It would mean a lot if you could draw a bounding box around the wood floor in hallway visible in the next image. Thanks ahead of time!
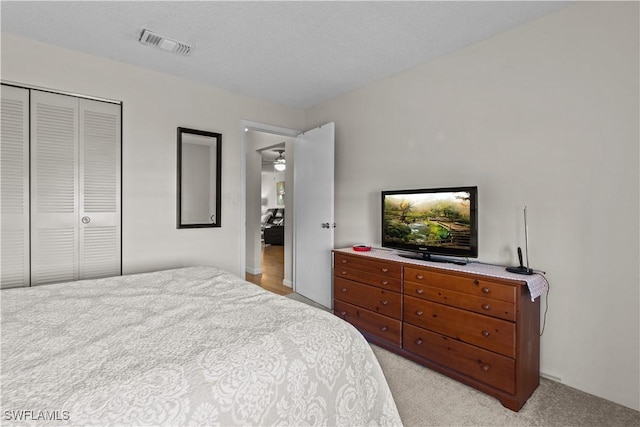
[245,244,292,296]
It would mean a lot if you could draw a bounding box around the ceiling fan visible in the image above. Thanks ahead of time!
[273,149,286,171]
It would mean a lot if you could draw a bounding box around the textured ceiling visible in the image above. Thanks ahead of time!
[1,1,570,108]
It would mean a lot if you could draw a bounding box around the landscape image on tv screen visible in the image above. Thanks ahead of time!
[384,191,472,250]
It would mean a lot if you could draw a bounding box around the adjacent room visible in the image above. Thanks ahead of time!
[1,1,638,426]
[245,139,291,296]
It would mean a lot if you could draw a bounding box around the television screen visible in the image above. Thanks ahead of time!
[382,186,478,261]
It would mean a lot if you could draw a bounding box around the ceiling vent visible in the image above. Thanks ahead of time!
[139,29,194,56]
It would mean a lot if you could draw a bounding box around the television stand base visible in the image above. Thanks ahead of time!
[398,252,467,265]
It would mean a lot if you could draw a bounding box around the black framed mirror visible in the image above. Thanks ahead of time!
[177,127,222,228]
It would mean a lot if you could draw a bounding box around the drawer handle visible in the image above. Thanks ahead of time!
[381,280,389,285]
[381,267,389,273]
[482,330,490,337]
[416,288,424,295]
[340,311,347,317]
[381,300,389,305]
[341,288,348,293]
[415,338,423,345]
[482,287,490,294]
[341,270,348,275]
[481,363,491,372]
[416,274,424,280]
[416,311,423,316]
[482,303,491,310]
[380,326,388,332]
[341,259,347,263]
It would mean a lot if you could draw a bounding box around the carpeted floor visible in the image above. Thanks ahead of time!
[285,292,639,426]
[371,344,639,427]
[285,291,331,311]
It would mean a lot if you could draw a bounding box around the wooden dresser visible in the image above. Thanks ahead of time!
[333,248,541,411]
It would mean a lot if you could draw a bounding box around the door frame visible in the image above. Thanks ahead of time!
[240,120,300,286]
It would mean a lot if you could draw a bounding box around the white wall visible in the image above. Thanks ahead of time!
[1,33,305,278]
[306,2,639,410]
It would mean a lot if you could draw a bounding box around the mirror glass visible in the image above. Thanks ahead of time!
[177,127,221,228]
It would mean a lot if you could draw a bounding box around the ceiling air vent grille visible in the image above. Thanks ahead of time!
[139,29,194,56]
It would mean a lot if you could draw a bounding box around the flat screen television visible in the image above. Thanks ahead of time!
[382,186,478,262]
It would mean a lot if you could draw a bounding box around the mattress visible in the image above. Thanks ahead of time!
[1,267,402,426]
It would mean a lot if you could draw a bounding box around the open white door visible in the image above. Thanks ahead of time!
[293,123,334,308]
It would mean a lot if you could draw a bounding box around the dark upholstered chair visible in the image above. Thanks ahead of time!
[262,208,284,245]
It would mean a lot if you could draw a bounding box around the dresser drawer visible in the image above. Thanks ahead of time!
[334,277,402,319]
[334,300,402,347]
[335,254,401,287]
[404,281,516,322]
[404,323,515,394]
[404,296,515,358]
[335,253,401,277]
[334,266,402,292]
[404,267,516,304]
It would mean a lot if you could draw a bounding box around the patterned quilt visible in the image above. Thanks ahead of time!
[1,267,402,426]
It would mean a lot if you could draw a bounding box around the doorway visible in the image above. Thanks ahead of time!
[245,144,290,295]
[241,120,335,308]
[243,123,296,293]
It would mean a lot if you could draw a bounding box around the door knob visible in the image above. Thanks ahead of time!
[81,216,91,224]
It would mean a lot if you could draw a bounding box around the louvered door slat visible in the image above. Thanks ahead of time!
[32,228,76,285]
[82,109,118,212]
[31,90,79,285]
[1,231,27,286]
[1,85,30,288]
[82,226,119,279]
[79,99,121,279]
[33,99,77,213]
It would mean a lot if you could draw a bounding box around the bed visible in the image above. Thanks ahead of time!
[1,267,402,426]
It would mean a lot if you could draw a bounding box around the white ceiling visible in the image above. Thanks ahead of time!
[1,1,570,109]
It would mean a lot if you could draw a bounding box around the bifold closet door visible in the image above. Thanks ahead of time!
[31,91,80,285]
[78,97,121,280]
[30,90,121,285]
[0,86,30,288]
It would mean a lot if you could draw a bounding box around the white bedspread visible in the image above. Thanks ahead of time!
[1,267,402,426]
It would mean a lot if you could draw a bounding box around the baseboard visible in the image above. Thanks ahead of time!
[540,372,562,383]
[245,267,262,275]
[282,279,292,287]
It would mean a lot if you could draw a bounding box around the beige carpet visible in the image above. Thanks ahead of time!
[371,344,639,427]
[285,292,331,311]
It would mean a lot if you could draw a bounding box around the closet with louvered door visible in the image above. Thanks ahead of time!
[0,85,121,288]
[31,89,122,285]
[0,86,30,288]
